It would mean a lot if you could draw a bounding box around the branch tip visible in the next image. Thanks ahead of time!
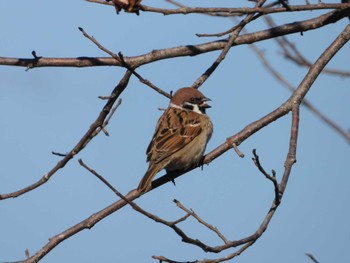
[101,127,110,136]
[31,50,41,59]
[51,151,67,157]
[232,142,245,158]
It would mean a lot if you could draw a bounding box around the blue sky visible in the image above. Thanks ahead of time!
[1,0,349,262]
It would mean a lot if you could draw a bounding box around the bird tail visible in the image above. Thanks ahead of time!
[138,166,159,193]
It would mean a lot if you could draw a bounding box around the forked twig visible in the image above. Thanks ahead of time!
[252,149,281,205]
[79,27,171,98]
[97,99,122,136]
[174,199,229,244]
[79,159,218,249]
[192,0,267,89]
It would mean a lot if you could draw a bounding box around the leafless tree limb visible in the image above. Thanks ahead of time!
[79,159,218,252]
[174,199,229,244]
[153,240,255,263]
[86,0,350,16]
[252,149,281,204]
[99,98,122,136]
[79,158,254,262]
[1,8,349,69]
[192,0,267,88]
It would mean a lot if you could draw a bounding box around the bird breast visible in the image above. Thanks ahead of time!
[165,115,213,172]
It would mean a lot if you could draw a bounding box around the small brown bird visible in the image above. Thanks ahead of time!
[138,87,213,193]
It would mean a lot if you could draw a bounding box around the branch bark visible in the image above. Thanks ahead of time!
[0,9,348,69]
[86,0,350,16]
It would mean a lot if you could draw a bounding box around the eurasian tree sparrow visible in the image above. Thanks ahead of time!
[138,87,213,193]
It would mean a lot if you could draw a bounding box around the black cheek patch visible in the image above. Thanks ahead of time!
[182,103,194,111]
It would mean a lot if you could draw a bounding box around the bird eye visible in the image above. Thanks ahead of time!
[190,97,195,102]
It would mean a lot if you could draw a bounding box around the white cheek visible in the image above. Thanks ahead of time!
[191,104,202,114]
[170,103,182,109]
[170,102,203,114]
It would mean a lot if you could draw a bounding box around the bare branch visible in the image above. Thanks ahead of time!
[192,0,267,89]
[51,151,67,157]
[232,142,245,158]
[79,27,122,63]
[79,159,216,250]
[252,149,280,205]
[1,9,349,69]
[87,0,350,16]
[153,240,255,263]
[118,53,171,98]
[100,98,122,136]
[80,27,171,98]
[174,199,229,244]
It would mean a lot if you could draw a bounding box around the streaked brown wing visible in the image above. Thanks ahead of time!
[146,108,202,164]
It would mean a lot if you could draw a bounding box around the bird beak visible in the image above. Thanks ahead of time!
[201,97,211,108]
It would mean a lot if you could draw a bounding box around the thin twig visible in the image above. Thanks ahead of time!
[118,53,171,98]
[252,149,280,205]
[153,240,255,263]
[192,0,267,89]
[174,199,229,244]
[79,159,179,223]
[51,151,67,157]
[97,98,122,136]
[232,142,245,158]
[79,160,219,250]
[152,255,196,263]
[305,253,320,263]
[164,0,242,17]
[79,27,171,98]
